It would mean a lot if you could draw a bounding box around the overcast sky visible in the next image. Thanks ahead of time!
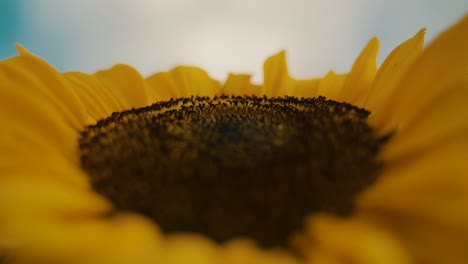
[1,0,466,81]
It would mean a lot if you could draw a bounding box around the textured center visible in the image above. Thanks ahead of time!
[79,95,385,248]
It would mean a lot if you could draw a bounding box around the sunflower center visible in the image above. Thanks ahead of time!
[79,95,385,248]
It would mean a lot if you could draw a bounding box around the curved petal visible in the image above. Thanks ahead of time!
[220,73,261,96]
[363,214,468,264]
[295,214,410,264]
[374,15,468,133]
[14,44,31,56]
[160,234,219,264]
[0,177,111,218]
[262,51,320,98]
[0,84,80,164]
[0,147,89,188]
[359,135,468,228]
[156,234,298,264]
[145,71,178,101]
[0,177,111,248]
[338,37,379,106]
[358,135,468,264]
[93,64,150,109]
[262,51,292,97]
[146,66,221,101]
[364,29,425,115]
[10,214,161,264]
[1,46,87,130]
[316,70,347,100]
[65,71,121,122]
[289,78,320,98]
[379,78,468,162]
[221,239,298,264]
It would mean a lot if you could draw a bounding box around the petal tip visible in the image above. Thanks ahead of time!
[369,36,380,50]
[414,28,426,41]
[14,44,33,56]
[264,50,287,65]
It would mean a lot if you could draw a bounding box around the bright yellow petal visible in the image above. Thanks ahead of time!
[11,214,161,264]
[0,177,110,218]
[221,239,298,264]
[359,135,468,227]
[289,78,320,98]
[364,29,425,114]
[14,43,31,56]
[146,66,221,101]
[0,84,80,164]
[160,235,298,264]
[65,71,121,122]
[1,47,87,130]
[338,37,379,106]
[296,214,410,264]
[379,78,468,162]
[160,234,219,264]
[93,64,150,109]
[220,73,261,96]
[145,71,178,101]
[261,51,320,98]
[262,51,292,97]
[0,147,88,188]
[0,174,111,252]
[359,214,468,264]
[358,136,468,264]
[373,15,468,133]
[316,70,347,100]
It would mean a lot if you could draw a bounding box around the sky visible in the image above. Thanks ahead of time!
[1,0,467,82]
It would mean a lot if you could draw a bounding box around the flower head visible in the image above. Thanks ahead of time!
[1,15,467,264]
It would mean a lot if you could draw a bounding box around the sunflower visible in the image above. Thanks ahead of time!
[1,15,467,264]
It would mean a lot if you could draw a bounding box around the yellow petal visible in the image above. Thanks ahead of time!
[289,78,320,98]
[261,51,325,98]
[1,48,87,130]
[359,135,468,228]
[316,70,347,100]
[0,178,110,246]
[221,239,298,264]
[374,15,468,133]
[14,43,31,56]
[0,147,88,188]
[220,73,261,96]
[338,37,379,106]
[379,78,468,162]
[359,214,468,264]
[304,249,343,264]
[10,213,161,264]
[364,29,425,115]
[298,214,410,264]
[0,177,110,217]
[161,234,219,264]
[93,64,150,109]
[145,71,178,101]
[357,135,468,263]
[0,84,80,164]
[146,66,221,101]
[262,51,293,97]
[65,71,121,122]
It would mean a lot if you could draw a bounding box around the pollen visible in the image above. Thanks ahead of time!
[79,95,386,248]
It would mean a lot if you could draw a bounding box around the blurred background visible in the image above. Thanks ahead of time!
[1,0,466,82]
